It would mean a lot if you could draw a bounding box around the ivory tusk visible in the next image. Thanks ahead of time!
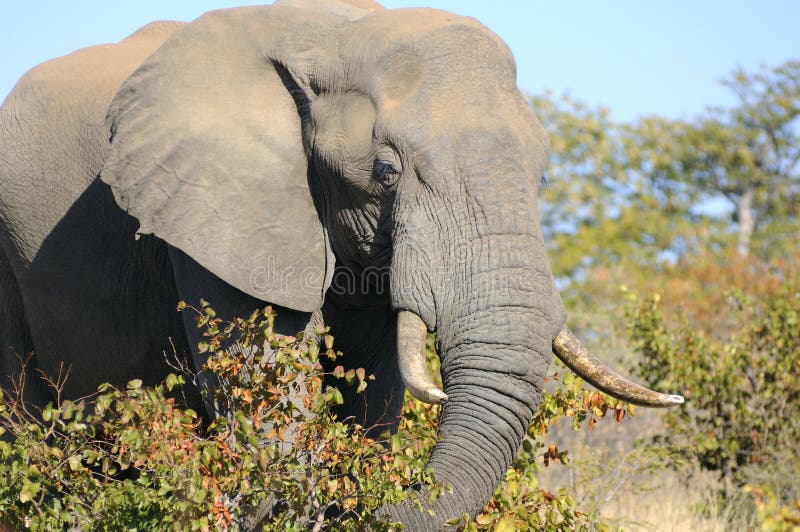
[553,327,684,407]
[396,310,447,404]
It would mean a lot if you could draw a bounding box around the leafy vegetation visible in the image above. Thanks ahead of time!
[623,251,800,519]
[1,304,425,530]
[0,303,627,530]
[630,61,800,260]
[536,60,799,281]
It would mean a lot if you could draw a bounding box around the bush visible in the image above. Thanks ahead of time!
[626,276,800,511]
[0,303,628,530]
[748,486,800,531]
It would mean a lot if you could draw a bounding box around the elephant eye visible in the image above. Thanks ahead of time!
[372,159,400,188]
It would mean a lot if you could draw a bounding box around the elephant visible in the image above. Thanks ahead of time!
[0,0,683,528]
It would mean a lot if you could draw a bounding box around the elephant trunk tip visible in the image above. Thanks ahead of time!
[396,310,447,404]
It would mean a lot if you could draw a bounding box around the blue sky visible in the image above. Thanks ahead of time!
[1,1,798,122]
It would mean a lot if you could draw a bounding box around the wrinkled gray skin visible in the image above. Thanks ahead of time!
[0,1,564,528]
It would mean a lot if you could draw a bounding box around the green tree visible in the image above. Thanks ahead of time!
[532,93,715,284]
[532,61,800,528]
[534,60,800,283]
[629,60,800,260]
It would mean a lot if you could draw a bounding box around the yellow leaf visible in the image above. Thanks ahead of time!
[494,516,517,532]
[475,513,494,525]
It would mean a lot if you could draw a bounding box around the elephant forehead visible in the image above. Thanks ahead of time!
[311,93,376,162]
[338,9,518,102]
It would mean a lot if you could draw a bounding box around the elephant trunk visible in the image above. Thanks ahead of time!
[386,301,554,528]
[389,258,684,529]
[385,223,561,526]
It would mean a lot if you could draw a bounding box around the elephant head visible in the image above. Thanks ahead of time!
[100,0,682,527]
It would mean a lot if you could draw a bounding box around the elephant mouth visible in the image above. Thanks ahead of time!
[396,310,684,407]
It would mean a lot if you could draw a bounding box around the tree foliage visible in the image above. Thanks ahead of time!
[533,92,716,281]
[536,60,800,284]
[630,60,800,259]
[532,92,692,280]
[0,305,424,530]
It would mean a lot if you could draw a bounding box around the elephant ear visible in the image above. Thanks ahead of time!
[102,6,341,312]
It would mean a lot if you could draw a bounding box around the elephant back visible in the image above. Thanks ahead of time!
[0,21,184,264]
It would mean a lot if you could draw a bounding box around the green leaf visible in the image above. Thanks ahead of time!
[391,433,403,452]
[522,438,533,453]
[68,455,83,471]
[19,480,40,503]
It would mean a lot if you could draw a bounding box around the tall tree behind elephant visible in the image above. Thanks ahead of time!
[0,0,683,527]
